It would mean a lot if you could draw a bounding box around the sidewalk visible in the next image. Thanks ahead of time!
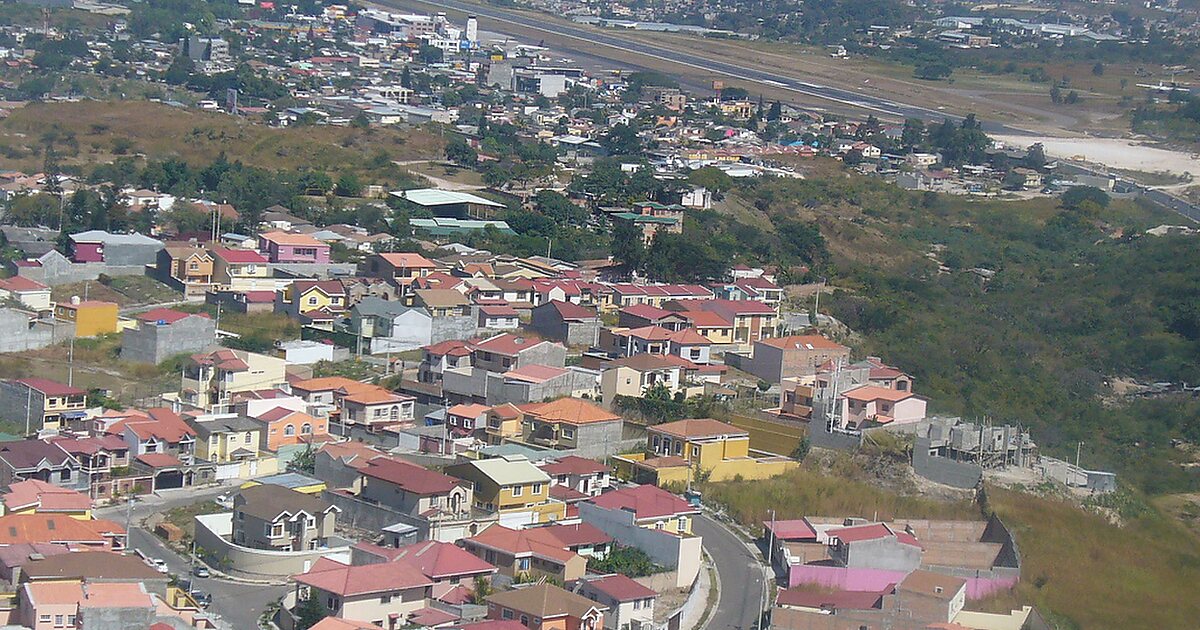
[676,552,716,630]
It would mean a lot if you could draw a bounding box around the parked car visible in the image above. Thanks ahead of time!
[192,566,210,578]
[150,559,168,574]
[190,591,212,608]
[214,493,233,508]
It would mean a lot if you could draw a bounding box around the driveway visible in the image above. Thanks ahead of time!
[693,514,767,630]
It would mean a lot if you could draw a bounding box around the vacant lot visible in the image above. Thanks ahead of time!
[0,101,444,176]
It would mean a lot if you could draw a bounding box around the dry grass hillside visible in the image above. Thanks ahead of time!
[0,101,444,175]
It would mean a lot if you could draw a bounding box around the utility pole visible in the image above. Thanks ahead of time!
[24,387,32,436]
[766,509,776,566]
[1076,441,1084,469]
[67,334,75,387]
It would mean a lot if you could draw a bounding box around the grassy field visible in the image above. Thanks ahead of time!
[983,487,1200,630]
[704,466,1200,629]
[0,101,444,178]
[51,276,181,307]
[700,466,979,534]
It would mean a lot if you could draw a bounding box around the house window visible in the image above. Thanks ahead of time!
[502,609,514,620]
[691,445,700,458]
[307,516,316,528]
[655,521,665,530]
[520,616,529,627]
[532,483,542,495]
[308,296,319,306]
[511,485,523,497]
[381,593,392,604]
[245,433,253,443]
[562,427,575,439]
[284,424,295,436]
[678,517,687,530]
[517,558,531,571]
[634,599,642,610]
[189,262,199,271]
[39,615,50,624]
[674,441,682,455]
[327,596,339,610]
[301,423,312,435]
[54,615,63,627]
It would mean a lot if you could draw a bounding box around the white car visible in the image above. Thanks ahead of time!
[150,559,169,574]
[214,493,233,508]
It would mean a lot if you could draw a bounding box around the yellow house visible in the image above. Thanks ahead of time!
[615,418,797,487]
[281,280,346,317]
[53,300,119,337]
[484,403,524,445]
[445,455,566,525]
[176,348,288,412]
[212,247,272,291]
[678,311,735,345]
[0,378,88,432]
[187,413,263,464]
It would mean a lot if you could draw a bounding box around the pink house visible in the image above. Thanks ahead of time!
[20,581,82,630]
[258,231,331,264]
[838,385,927,428]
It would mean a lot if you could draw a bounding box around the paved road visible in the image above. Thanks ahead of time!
[693,515,766,630]
[98,486,288,630]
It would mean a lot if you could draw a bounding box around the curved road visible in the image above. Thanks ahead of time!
[693,515,766,630]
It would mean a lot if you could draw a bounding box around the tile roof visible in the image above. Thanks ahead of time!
[0,439,74,470]
[296,557,433,597]
[22,580,83,606]
[841,385,918,403]
[583,574,657,602]
[677,311,731,328]
[896,570,966,599]
[135,453,183,468]
[80,581,154,609]
[829,523,921,548]
[538,522,612,548]
[520,398,621,425]
[311,618,386,630]
[236,484,337,522]
[317,441,383,468]
[8,378,85,397]
[212,246,269,264]
[135,308,207,324]
[361,456,463,496]
[758,335,847,351]
[472,333,552,356]
[619,304,675,321]
[466,525,580,564]
[357,540,496,580]
[764,519,817,541]
[651,418,746,440]
[619,325,674,341]
[604,354,681,372]
[291,376,374,394]
[546,300,597,320]
[415,288,471,308]
[501,364,569,384]
[424,340,473,357]
[0,514,124,545]
[539,456,608,476]
[486,583,606,619]
[776,587,885,610]
[588,485,698,520]
[2,479,92,513]
[20,549,162,580]
[115,408,196,443]
[378,252,438,268]
[448,403,491,419]
[0,275,48,291]
[260,231,325,247]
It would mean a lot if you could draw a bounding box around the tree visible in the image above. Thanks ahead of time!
[444,136,478,167]
[7,193,60,227]
[611,220,645,270]
[289,446,316,474]
[1003,170,1028,190]
[350,112,370,129]
[1050,85,1063,104]
[163,54,194,85]
[1024,143,1047,170]
[335,173,362,197]
[600,123,641,156]
[293,595,326,630]
[914,63,952,81]
[687,166,735,199]
[766,101,782,121]
[1061,186,1110,210]
[416,45,443,65]
[1065,90,1080,105]
[901,118,925,149]
[534,190,588,227]
[1092,63,1105,76]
